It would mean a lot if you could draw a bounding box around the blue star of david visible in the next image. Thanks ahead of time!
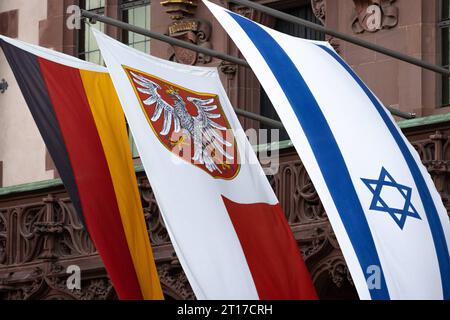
[361,167,421,230]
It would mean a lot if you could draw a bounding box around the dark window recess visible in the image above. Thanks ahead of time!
[440,0,450,106]
[260,5,325,142]
[274,6,325,40]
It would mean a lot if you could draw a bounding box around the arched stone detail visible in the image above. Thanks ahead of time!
[311,0,326,25]
[158,262,195,300]
[311,253,358,300]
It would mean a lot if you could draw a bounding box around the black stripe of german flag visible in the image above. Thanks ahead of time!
[1,39,85,226]
[0,38,163,300]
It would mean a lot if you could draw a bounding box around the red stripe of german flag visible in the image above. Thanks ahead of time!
[0,39,163,300]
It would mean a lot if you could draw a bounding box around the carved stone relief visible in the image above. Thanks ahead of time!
[311,0,326,25]
[161,0,212,65]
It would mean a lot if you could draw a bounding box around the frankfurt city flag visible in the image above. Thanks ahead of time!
[204,0,450,300]
[0,35,163,300]
[93,29,317,300]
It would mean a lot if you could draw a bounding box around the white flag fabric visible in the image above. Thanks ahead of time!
[204,0,450,300]
[92,29,317,300]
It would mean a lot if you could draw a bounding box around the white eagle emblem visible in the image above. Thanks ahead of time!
[129,71,236,175]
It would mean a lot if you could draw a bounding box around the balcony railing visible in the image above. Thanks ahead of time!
[1,114,450,300]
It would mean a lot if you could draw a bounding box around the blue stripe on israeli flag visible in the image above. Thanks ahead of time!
[204,0,450,299]
[316,44,450,298]
[227,11,390,300]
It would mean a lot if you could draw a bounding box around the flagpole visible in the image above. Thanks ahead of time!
[80,9,415,120]
[227,0,450,77]
[81,10,249,67]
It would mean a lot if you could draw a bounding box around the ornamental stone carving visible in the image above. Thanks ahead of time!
[161,0,198,20]
[311,0,326,25]
[161,0,212,65]
[351,0,398,34]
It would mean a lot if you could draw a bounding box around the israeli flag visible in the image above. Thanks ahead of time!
[204,0,450,300]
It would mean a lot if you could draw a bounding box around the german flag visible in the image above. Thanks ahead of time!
[0,35,163,300]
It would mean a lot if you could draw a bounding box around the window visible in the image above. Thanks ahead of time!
[78,0,105,65]
[260,5,325,141]
[120,1,151,158]
[122,0,151,54]
[78,0,151,158]
[440,0,450,106]
[78,0,151,63]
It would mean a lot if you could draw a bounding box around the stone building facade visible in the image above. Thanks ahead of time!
[0,0,449,299]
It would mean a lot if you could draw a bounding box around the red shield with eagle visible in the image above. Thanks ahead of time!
[124,66,240,180]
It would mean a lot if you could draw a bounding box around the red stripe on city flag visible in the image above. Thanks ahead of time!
[222,196,317,300]
[37,58,143,300]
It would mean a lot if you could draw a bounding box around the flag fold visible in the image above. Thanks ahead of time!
[93,29,317,300]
